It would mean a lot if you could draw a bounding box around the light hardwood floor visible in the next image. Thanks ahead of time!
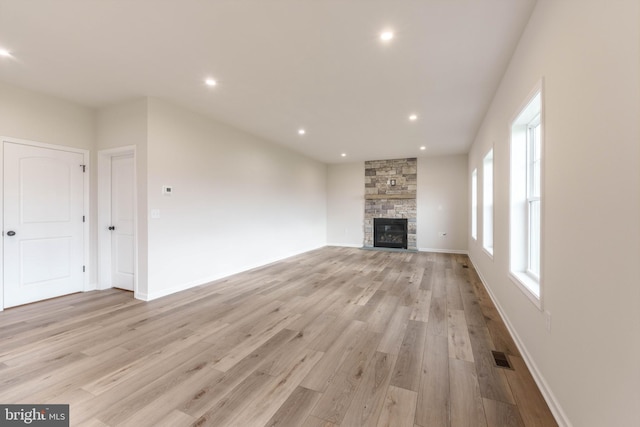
[0,247,557,426]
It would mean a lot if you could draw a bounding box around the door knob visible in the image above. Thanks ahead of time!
[108,226,115,231]
[6,231,15,236]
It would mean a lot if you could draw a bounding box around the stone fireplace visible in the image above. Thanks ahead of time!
[364,158,417,250]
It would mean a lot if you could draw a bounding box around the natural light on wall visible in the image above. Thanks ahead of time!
[483,149,494,255]
[510,82,543,307]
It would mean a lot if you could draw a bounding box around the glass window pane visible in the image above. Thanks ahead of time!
[531,123,541,198]
[483,150,494,252]
[528,199,540,277]
[533,123,541,160]
[532,158,540,198]
[472,169,478,239]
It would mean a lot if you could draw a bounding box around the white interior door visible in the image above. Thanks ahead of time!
[110,154,134,291]
[3,142,85,308]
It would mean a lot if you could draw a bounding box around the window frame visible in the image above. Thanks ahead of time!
[509,79,544,310]
[482,148,494,257]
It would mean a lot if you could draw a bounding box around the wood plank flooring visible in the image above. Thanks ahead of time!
[0,247,557,426]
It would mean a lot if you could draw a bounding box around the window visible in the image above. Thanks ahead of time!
[510,83,543,307]
[482,149,494,255]
[471,168,477,240]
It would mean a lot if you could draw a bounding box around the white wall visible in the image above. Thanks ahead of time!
[95,99,148,149]
[417,155,468,252]
[326,156,468,253]
[0,81,94,150]
[326,162,364,246]
[468,1,640,426]
[95,99,149,296]
[145,98,327,299]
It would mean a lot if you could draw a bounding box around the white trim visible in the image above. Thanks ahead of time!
[482,247,494,259]
[0,136,88,154]
[0,136,90,311]
[418,247,468,255]
[538,79,546,313]
[509,78,545,125]
[97,146,138,294]
[82,152,90,293]
[509,272,542,310]
[134,291,150,301]
[468,254,570,427]
[143,276,219,301]
[326,243,362,248]
[509,78,545,311]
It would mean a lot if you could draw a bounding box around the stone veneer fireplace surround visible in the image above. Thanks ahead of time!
[364,158,417,250]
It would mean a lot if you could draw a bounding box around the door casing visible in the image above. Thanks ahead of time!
[97,146,138,295]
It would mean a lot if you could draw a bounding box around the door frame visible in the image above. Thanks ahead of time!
[97,146,137,295]
[0,136,90,311]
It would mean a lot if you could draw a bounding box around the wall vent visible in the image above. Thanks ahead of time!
[491,351,513,370]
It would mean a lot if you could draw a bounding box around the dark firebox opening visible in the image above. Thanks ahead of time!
[374,218,408,249]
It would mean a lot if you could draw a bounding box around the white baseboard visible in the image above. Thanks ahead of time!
[418,247,468,254]
[141,279,207,301]
[468,254,571,427]
[326,243,363,248]
[96,282,113,291]
[327,244,469,254]
[134,291,150,301]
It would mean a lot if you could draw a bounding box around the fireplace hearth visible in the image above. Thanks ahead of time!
[374,218,408,249]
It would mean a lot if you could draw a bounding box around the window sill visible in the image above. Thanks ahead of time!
[482,246,494,259]
[509,271,542,310]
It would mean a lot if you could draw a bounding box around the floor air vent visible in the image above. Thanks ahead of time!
[491,351,513,370]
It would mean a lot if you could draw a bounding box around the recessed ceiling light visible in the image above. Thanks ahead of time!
[409,114,418,121]
[0,48,12,57]
[205,78,217,87]
[380,31,394,42]
[420,146,427,150]
[341,153,347,157]
[298,129,306,135]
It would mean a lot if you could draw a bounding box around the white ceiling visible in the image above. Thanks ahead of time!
[0,0,536,164]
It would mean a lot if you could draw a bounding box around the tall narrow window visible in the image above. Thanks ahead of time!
[471,168,478,240]
[482,149,494,255]
[510,82,543,306]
